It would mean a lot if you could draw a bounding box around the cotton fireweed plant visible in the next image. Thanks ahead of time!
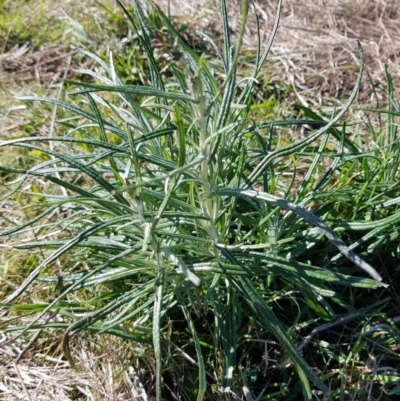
[0,0,388,400]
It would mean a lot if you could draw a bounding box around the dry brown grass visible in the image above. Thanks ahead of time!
[0,324,152,401]
[155,0,400,106]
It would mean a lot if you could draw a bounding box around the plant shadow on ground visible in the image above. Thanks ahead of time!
[1,1,400,401]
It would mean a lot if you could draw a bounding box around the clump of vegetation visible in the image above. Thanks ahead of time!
[1,0,400,400]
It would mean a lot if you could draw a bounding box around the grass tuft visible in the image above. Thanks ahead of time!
[1,1,400,400]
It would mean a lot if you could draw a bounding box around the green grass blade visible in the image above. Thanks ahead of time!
[246,42,364,186]
[4,216,133,304]
[153,256,164,401]
[216,188,383,282]
[68,81,196,102]
[181,303,207,401]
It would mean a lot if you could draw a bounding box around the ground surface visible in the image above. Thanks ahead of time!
[1,1,399,400]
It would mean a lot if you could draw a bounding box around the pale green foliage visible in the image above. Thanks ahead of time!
[1,1,399,400]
